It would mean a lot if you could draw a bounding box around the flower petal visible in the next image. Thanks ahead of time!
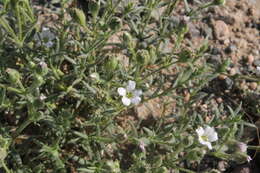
[122,97,131,106]
[127,80,136,91]
[196,127,204,136]
[205,126,218,142]
[131,96,141,105]
[117,87,126,96]
[45,41,53,48]
[133,89,142,96]
[247,156,252,162]
[205,141,212,150]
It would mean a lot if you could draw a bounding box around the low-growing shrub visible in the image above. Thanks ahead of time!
[0,0,257,172]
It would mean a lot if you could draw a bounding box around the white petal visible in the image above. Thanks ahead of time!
[205,142,212,150]
[208,131,218,142]
[45,41,53,48]
[133,89,142,96]
[196,127,204,136]
[122,97,131,106]
[117,87,126,96]
[131,96,141,105]
[127,80,136,91]
[42,27,49,31]
[205,126,218,142]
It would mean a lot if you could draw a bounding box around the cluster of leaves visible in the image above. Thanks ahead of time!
[0,0,256,172]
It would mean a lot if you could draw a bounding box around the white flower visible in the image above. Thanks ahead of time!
[39,94,47,101]
[196,126,218,150]
[247,156,252,162]
[117,80,142,106]
[34,27,55,48]
[257,66,260,71]
[139,141,146,152]
[39,61,47,68]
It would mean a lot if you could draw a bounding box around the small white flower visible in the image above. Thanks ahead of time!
[257,66,260,71]
[34,27,55,48]
[39,61,47,68]
[139,141,146,152]
[196,126,218,150]
[117,80,142,106]
[39,94,47,101]
[247,156,252,162]
[90,73,100,80]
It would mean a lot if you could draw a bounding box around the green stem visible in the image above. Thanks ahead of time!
[188,2,214,17]
[1,160,11,173]
[12,119,33,140]
[0,83,24,94]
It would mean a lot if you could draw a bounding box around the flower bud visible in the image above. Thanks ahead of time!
[122,32,132,45]
[28,61,36,68]
[37,61,48,76]
[73,8,86,27]
[148,45,157,64]
[6,68,21,84]
[109,17,122,30]
[31,74,44,88]
[105,57,119,72]
[213,0,225,5]
[90,72,100,81]
[122,32,135,49]
[0,148,7,160]
[88,0,100,18]
[183,136,194,147]
[136,49,150,66]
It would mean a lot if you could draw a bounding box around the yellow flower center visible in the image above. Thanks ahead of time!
[201,135,208,141]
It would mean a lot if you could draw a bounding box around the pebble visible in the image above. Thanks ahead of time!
[232,165,251,173]
[229,67,237,76]
[218,74,227,80]
[247,55,254,64]
[249,82,258,90]
[207,55,221,65]
[224,77,234,90]
[219,15,236,25]
[225,44,237,54]
[211,47,221,55]
[213,20,230,40]
[218,161,228,172]
[216,97,223,103]
[253,59,260,66]
[201,25,213,39]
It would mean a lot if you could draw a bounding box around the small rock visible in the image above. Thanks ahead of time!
[253,59,260,66]
[219,15,236,25]
[247,8,255,16]
[232,165,251,173]
[237,39,247,49]
[224,77,234,90]
[229,67,237,76]
[213,20,230,40]
[249,82,258,90]
[211,47,221,55]
[187,23,201,38]
[218,161,228,172]
[248,55,254,64]
[216,97,223,104]
[200,25,213,39]
[225,45,237,54]
[218,74,227,80]
[207,55,221,65]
